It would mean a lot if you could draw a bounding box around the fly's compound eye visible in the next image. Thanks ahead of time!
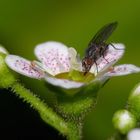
[86,59,92,65]
[82,58,93,72]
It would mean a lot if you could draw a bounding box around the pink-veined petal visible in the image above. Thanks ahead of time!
[45,76,84,89]
[5,55,45,79]
[90,43,125,75]
[104,64,140,77]
[34,41,72,76]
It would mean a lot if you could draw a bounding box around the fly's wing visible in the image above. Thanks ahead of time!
[88,22,118,46]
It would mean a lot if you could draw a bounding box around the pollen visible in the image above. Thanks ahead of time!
[55,70,95,83]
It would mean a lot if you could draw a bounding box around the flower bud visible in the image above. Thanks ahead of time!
[127,83,140,120]
[127,128,140,140]
[0,53,16,88]
[112,109,136,134]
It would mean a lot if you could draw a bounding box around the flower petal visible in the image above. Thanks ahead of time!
[5,55,45,79]
[104,64,140,77]
[0,45,9,54]
[34,41,72,76]
[45,76,84,89]
[68,47,82,71]
[90,43,125,75]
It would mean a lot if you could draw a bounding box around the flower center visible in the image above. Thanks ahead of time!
[55,70,95,83]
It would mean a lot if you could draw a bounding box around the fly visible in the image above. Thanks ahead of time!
[82,22,118,75]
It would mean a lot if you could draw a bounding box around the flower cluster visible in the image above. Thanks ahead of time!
[5,41,140,89]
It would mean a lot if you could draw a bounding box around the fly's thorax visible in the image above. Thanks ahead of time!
[86,44,97,57]
[93,43,109,58]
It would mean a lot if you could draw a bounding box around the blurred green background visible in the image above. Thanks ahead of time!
[0,0,140,139]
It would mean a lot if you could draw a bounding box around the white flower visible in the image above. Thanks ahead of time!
[5,41,140,89]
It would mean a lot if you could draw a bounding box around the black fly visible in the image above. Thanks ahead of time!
[82,22,118,75]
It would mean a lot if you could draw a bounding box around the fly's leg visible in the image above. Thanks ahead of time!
[100,45,109,63]
[109,43,124,50]
[84,71,87,75]
[102,54,109,63]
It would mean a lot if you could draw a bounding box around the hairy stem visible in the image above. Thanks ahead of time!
[10,82,82,140]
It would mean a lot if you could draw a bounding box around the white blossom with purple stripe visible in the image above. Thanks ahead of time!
[34,42,74,76]
[5,41,140,89]
[5,55,45,79]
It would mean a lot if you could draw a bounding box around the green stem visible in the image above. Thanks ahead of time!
[68,122,82,140]
[10,82,81,140]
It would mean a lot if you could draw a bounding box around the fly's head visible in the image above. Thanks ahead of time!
[82,57,94,75]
